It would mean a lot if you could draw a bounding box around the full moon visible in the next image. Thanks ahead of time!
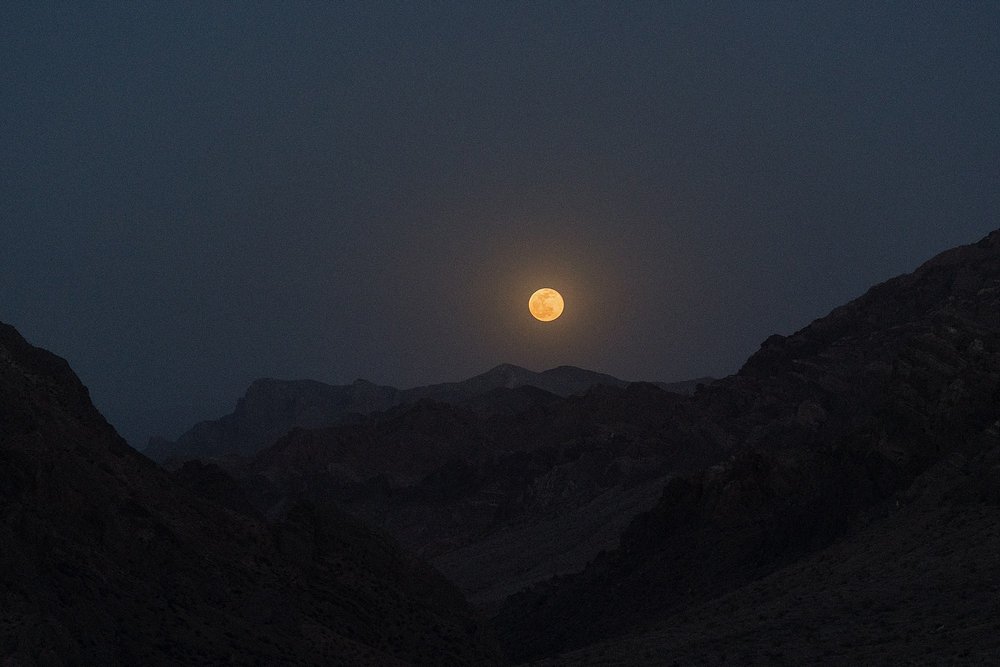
[529,288,565,322]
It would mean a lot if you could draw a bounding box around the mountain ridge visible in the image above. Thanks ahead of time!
[236,376,721,612]
[146,362,712,464]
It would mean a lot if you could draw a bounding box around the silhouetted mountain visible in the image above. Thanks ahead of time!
[148,363,708,464]
[496,229,1000,662]
[0,322,500,664]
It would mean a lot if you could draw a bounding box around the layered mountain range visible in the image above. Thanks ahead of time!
[5,229,1000,664]
[146,364,709,465]
[243,382,722,610]
[150,366,715,611]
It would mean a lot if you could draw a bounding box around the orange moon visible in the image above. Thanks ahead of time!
[529,288,564,322]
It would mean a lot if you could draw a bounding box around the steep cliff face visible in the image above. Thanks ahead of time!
[0,323,501,665]
[497,230,1000,661]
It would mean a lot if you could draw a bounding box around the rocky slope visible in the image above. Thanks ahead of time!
[538,443,1000,665]
[147,364,709,465]
[497,229,1000,661]
[0,322,501,665]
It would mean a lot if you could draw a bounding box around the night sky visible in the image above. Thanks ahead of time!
[3,2,998,448]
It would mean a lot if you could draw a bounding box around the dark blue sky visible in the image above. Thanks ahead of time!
[3,2,998,447]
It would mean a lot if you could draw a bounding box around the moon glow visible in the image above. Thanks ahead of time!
[529,288,565,322]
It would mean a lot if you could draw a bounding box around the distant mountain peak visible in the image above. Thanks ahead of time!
[486,362,531,373]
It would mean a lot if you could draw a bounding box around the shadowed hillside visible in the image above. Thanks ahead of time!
[497,229,1000,662]
[244,383,722,609]
[0,322,501,665]
[536,445,1000,664]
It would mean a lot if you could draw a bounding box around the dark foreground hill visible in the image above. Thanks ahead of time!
[497,229,1000,662]
[537,446,1000,664]
[0,322,501,665]
[147,363,709,464]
